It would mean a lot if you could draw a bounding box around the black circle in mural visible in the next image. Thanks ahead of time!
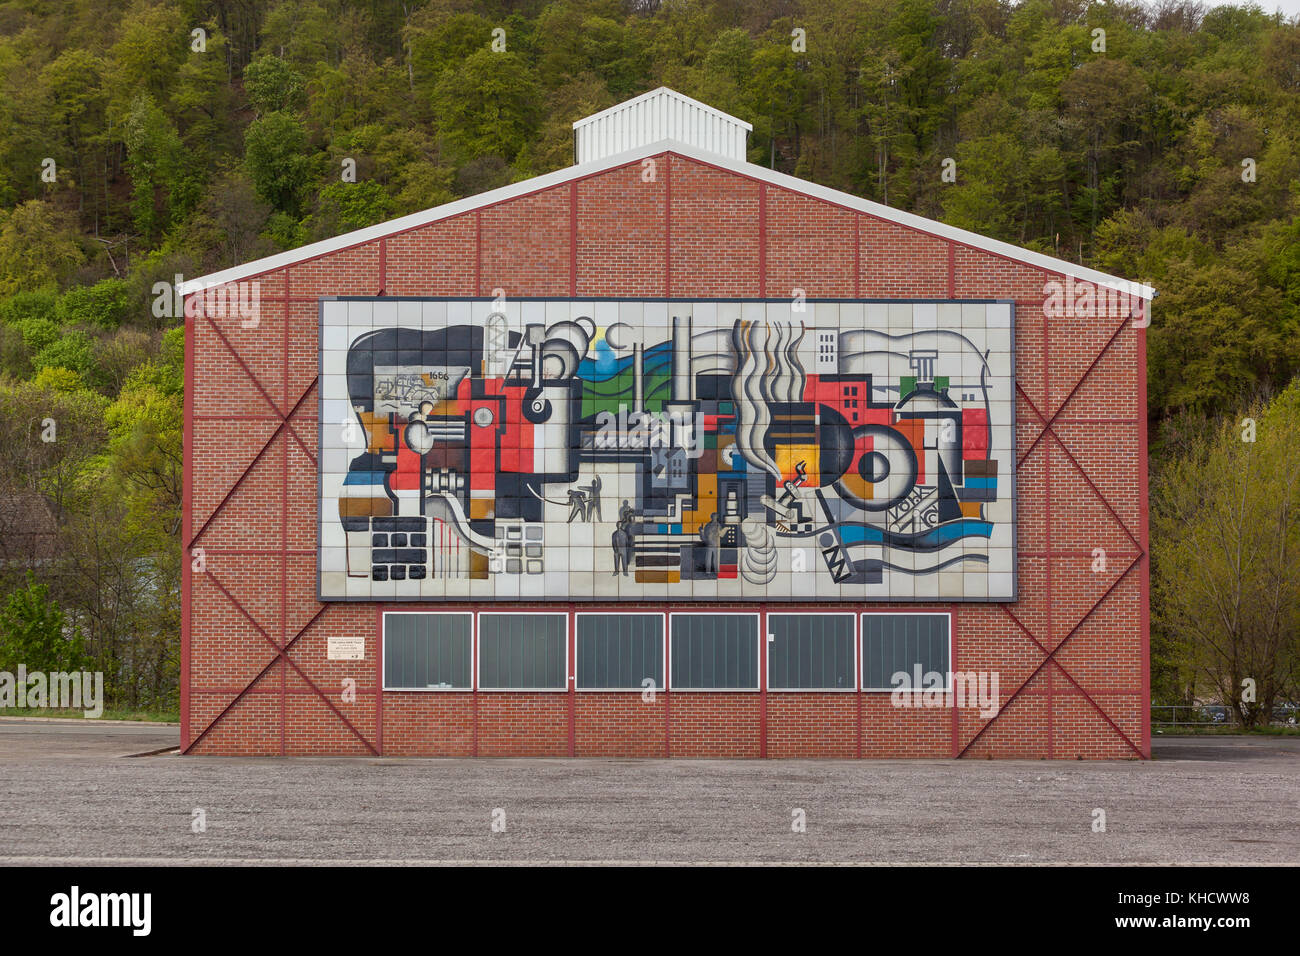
[522,388,553,423]
[835,424,917,512]
[859,450,891,483]
[815,405,855,486]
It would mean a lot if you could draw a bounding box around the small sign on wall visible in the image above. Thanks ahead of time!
[327,635,365,661]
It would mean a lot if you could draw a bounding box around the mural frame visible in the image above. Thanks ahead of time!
[316,296,1018,604]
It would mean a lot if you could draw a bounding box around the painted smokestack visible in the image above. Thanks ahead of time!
[632,341,644,412]
[672,314,694,401]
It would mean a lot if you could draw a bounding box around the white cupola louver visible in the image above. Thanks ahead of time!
[572,87,753,165]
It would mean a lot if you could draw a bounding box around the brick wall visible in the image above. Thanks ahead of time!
[183,152,1148,759]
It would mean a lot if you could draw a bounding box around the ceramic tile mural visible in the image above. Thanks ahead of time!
[318,298,1016,601]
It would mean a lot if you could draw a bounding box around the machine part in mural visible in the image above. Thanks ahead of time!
[318,298,1016,601]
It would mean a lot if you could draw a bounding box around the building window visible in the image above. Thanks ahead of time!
[670,613,758,689]
[768,613,855,690]
[383,612,472,690]
[576,613,664,691]
[478,612,567,690]
[861,613,951,691]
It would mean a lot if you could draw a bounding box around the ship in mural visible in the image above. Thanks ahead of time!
[319,299,1015,600]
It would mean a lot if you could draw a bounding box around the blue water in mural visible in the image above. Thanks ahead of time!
[831,519,993,551]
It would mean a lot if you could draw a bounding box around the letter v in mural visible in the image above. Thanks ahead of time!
[318,298,1016,601]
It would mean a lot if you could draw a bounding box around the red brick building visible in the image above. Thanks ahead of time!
[181,89,1152,758]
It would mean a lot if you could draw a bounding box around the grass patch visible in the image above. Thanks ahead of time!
[0,706,179,723]
[1152,724,1300,736]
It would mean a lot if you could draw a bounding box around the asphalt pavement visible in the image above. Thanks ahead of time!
[1,719,1295,864]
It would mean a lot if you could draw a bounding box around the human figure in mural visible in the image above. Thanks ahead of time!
[585,475,602,522]
[701,513,722,573]
[612,518,634,576]
[567,488,588,523]
[619,499,634,525]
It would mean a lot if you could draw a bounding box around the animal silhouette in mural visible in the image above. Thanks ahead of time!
[328,301,1009,597]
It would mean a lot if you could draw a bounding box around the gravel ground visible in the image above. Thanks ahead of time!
[0,719,1295,864]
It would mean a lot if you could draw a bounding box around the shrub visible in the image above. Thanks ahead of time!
[58,278,132,330]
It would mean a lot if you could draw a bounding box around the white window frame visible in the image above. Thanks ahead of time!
[667,610,761,692]
[860,611,953,693]
[475,610,569,692]
[766,611,858,692]
[574,610,666,693]
[381,610,474,692]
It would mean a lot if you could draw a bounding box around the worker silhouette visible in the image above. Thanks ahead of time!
[612,518,634,576]
[567,488,588,523]
[701,513,722,574]
[585,475,602,522]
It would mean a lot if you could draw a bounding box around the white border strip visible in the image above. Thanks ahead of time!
[667,610,762,691]
[574,610,666,692]
[860,611,954,693]
[475,610,569,692]
[766,611,858,692]
[381,610,474,692]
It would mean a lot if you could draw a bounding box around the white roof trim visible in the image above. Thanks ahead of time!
[180,138,1154,299]
[571,86,754,132]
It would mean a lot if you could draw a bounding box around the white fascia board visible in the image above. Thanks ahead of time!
[181,138,1153,300]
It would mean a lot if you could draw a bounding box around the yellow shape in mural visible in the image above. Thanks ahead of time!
[774,445,819,487]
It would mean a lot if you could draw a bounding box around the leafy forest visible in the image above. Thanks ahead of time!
[0,0,1297,719]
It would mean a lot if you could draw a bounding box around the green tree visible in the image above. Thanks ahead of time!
[107,0,187,109]
[39,49,111,228]
[0,289,59,327]
[244,55,305,115]
[243,112,315,217]
[0,572,86,675]
[1152,386,1300,727]
[405,9,496,104]
[171,22,234,175]
[431,49,543,166]
[32,331,96,380]
[105,379,182,536]
[15,316,61,356]
[57,278,131,331]
[1148,251,1293,415]
[260,0,341,70]
[123,93,185,243]
[0,202,84,296]
[305,181,396,240]
[0,377,108,522]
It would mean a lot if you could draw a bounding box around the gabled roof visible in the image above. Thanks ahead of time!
[573,86,751,164]
[180,137,1155,300]
[573,86,754,134]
